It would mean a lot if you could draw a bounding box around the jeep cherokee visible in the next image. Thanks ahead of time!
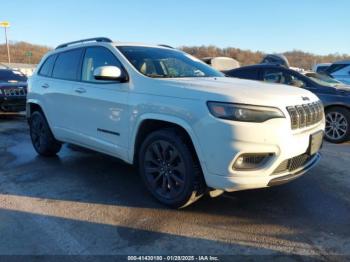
[27,38,325,208]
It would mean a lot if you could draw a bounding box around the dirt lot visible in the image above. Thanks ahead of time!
[0,113,349,260]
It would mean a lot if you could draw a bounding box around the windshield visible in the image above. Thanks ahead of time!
[117,46,223,78]
[0,69,27,83]
[305,72,341,87]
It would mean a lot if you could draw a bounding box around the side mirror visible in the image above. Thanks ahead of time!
[93,66,126,81]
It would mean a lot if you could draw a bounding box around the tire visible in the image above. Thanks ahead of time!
[138,128,205,208]
[324,107,350,143]
[29,111,62,156]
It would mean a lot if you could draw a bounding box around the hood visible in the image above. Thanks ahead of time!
[156,77,319,107]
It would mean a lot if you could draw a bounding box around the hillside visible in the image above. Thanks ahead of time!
[0,42,52,64]
[1,41,350,69]
[181,46,350,69]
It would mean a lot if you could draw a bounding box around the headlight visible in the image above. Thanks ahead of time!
[207,102,285,122]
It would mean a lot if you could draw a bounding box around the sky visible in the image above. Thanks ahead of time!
[1,0,349,55]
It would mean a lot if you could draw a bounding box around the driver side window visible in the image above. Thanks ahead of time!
[82,47,122,82]
[283,73,306,88]
[263,69,306,88]
[263,69,285,84]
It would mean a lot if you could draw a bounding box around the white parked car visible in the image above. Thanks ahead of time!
[27,38,325,208]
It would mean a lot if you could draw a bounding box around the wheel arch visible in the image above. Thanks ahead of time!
[26,100,45,120]
[129,114,206,172]
[324,103,350,112]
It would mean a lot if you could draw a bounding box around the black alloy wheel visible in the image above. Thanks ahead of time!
[139,129,205,208]
[30,111,62,156]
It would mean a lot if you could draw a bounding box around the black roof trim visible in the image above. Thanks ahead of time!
[158,44,174,49]
[56,37,113,49]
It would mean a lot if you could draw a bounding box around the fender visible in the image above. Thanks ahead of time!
[26,98,45,119]
[128,113,208,173]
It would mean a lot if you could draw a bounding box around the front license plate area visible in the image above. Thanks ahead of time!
[308,131,323,156]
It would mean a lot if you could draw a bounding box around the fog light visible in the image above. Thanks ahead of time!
[233,153,273,170]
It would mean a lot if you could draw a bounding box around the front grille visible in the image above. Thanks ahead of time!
[272,153,312,175]
[3,88,27,97]
[287,101,323,130]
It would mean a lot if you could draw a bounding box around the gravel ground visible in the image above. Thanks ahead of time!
[0,113,349,261]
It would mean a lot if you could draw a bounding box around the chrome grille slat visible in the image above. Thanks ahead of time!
[296,105,306,128]
[287,101,323,130]
[3,88,27,97]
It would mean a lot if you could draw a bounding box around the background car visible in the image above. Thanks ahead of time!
[312,63,331,74]
[0,68,28,112]
[304,72,345,86]
[324,60,350,85]
[225,64,350,143]
[201,57,240,71]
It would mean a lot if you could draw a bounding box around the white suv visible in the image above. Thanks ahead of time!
[27,38,325,208]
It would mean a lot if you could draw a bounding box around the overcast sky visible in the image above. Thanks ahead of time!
[1,0,349,55]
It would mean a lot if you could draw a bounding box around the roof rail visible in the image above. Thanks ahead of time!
[158,44,174,49]
[56,37,113,49]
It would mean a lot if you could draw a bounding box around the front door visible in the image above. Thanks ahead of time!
[69,46,130,160]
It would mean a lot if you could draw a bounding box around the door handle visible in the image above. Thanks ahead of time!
[42,83,49,89]
[75,87,86,94]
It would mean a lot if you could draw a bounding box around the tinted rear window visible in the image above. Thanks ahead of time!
[52,49,83,81]
[39,55,56,77]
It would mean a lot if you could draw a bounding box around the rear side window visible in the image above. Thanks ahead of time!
[81,47,122,82]
[39,55,56,77]
[227,68,260,80]
[52,49,83,81]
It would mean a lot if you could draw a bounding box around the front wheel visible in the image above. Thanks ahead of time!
[325,107,350,143]
[138,129,205,208]
[29,111,62,156]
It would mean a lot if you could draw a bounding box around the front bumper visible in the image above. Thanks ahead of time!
[195,114,325,192]
[205,153,321,192]
[0,97,26,112]
[267,153,320,187]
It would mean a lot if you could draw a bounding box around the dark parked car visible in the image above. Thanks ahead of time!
[225,64,350,143]
[0,69,28,112]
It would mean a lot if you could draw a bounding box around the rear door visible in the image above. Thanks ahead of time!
[45,48,84,140]
[68,46,130,159]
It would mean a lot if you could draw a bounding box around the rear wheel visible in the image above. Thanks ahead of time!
[29,111,62,156]
[325,107,350,143]
[138,128,205,208]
